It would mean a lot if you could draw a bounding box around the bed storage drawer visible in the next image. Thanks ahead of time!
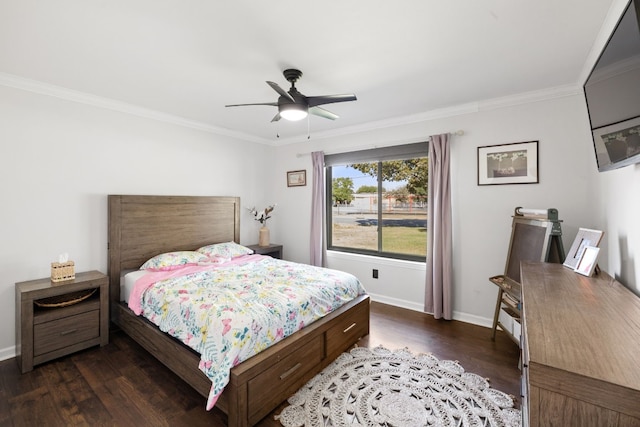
[33,309,100,356]
[247,334,324,424]
[326,297,370,356]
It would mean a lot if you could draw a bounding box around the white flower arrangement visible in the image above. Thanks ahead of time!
[248,204,276,225]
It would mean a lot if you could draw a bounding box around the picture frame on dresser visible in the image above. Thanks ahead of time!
[574,246,600,277]
[563,227,604,270]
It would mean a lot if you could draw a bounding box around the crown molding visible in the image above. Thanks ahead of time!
[2,71,583,147]
[477,84,582,111]
[0,72,270,144]
[277,84,583,146]
[274,102,480,145]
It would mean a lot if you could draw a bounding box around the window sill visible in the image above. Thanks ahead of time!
[327,250,426,270]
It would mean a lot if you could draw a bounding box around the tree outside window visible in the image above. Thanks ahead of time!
[327,155,428,261]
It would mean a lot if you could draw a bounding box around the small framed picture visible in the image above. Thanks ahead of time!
[574,246,600,277]
[563,228,604,270]
[287,170,306,187]
[478,141,539,185]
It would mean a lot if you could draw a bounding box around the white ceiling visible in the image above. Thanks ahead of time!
[0,1,619,144]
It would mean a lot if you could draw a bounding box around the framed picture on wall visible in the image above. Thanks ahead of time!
[477,141,539,185]
[287,170,306,187]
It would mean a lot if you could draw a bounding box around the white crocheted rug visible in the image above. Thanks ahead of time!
[275,346,521,427]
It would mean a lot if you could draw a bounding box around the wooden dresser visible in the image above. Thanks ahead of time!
[520,262,640,426]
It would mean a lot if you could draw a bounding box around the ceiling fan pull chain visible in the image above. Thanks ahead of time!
[307,115,311,140]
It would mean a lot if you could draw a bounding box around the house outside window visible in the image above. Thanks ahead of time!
[325,142,428,262]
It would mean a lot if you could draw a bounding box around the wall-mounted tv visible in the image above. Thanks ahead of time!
[583,0,640,172]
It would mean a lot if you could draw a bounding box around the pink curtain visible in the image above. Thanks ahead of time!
[310,151,326,267]
[425,133,452,319]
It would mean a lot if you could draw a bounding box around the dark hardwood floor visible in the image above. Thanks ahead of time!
[0,302,520,426]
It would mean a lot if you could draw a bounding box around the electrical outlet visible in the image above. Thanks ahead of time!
[372,269,378,279]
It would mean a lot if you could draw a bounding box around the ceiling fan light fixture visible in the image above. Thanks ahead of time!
[279,103,308,121]
[225,69,356,125]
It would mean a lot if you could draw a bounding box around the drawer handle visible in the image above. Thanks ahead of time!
[343,322,357,333]
[60,329,78,336]
[279,362,302,380]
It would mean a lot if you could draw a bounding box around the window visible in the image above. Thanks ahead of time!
[325,142,428,261]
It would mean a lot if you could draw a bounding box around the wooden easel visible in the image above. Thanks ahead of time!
[490,207,565,342]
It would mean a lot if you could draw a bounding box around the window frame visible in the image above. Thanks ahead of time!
[325,142,428,262]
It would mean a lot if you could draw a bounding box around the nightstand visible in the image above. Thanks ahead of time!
[247,243,283,259]
[15,270,109,373]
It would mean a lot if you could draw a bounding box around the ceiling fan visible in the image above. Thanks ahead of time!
[225,69,357,122]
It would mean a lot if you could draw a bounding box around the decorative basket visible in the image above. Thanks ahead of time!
[51,261,75,282]
[35,288,96,308]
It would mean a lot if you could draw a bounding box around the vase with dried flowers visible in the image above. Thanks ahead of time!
[249,204,276,246]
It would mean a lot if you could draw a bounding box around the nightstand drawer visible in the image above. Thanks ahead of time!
[33,310,100,356]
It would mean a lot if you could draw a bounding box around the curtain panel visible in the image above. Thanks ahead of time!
[424,133,452,319]
[310,151,326,267]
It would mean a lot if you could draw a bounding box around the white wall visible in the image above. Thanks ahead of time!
[0,85,274,359]
[3,77,638,361]
[594,164,640,295]
[272,92,600,325]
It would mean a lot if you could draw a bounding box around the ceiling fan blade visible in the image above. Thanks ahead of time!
[271,113,281,122]
[309,106,339,120]
[307,94,357,107]
[266,81,295,102]
[225,102,278,107]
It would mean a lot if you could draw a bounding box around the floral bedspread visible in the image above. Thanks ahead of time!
[129,254,366,410]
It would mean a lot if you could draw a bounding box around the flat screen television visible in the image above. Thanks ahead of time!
[583,0,640,172]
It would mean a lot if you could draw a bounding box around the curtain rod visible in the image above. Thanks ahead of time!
[295,130,464,158]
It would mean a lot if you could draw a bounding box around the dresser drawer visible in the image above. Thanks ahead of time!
[248,334,323,424]
[326,299,369,356]
[34,310,100,356]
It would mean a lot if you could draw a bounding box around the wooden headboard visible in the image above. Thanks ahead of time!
[107,195,241,320]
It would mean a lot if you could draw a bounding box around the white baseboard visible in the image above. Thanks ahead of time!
[368,292,425,312]
[368,293,494,328]
[452,310,494,329]
[0,345,16,362]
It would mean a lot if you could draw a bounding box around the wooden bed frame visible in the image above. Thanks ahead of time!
[107,195,370,427]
